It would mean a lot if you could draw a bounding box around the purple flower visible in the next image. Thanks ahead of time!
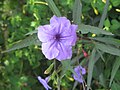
[73,66,86,83]
[38,76,52,90]
[37,15,78,61]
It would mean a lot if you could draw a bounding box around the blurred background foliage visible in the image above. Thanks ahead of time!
[0,0,120,90]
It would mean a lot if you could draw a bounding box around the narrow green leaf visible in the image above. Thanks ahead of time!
[2,34,41,53]
[73,0,82,25]
[25,29,37,35]
[94,62,107,88]
[72,81,78,90]
[111,82,120,90]
[45,0,61,17]
[90,37,120,47]
[96,49,105,62]
[78,24,113,35]
[109,57,120,87]
[99,73,106,88]
[95,42,120,56]
[98,0,109,28]
[87,48,96,90]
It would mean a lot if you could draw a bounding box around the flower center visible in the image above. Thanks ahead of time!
[55,34,61,41]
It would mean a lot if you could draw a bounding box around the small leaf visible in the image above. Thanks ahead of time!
[44,63,54,74]
[95,42,120,56]
[78,24,113,35]
[73,0,82,25]
[104,18,110,28]
[45,0,61,17]
[2,34,41,53]
[111,0,120,7]
[111,19,120,30]
[109,57,120,87]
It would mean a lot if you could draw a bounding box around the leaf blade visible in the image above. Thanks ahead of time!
[95,42,120,56]
[45,0,61,17]
[87,48,96,90]
[90,37,120,47]
[78,24,113,35]
[73,0,82,25]
[109,57,120,87]
[2,34,41,53]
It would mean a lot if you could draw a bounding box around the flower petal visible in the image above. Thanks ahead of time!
[60,35,75,46]
[70,25,78,45]
[79,66,86,75]
[37,25,55,43]
[42,40,59,60]
[60,24,78,46]
[73,66,86,83]
[45,76,50,83]
[73,74,83,83]
[50,15,70,25]
[50,15,71,34]
[38,76,52,90]
[56,42,72,61]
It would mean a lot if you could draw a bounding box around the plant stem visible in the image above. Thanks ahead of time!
[57,77,61,90]
[54,59,56,70]
[54,59,61,90]
[82,82,85,90]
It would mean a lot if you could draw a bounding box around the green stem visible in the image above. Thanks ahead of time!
[57,77,61,90]
[19,60,23,75]
[54,59,56,70]
[82,82,85,90]
[54,59,61,90]
[98,0,109,28]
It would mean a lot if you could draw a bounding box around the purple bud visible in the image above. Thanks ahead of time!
[73,66,86,83]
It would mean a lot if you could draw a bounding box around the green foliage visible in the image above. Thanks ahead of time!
[95,42,120,56]
[79,24,113,35]
[45,0,61,17]
[90,37,120,47]
[73,0,82,25]
[87,48,96,90]
[109,57,120,87]
[110,0,120,7]
[0,0,120,90]
[2,34,41,53]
